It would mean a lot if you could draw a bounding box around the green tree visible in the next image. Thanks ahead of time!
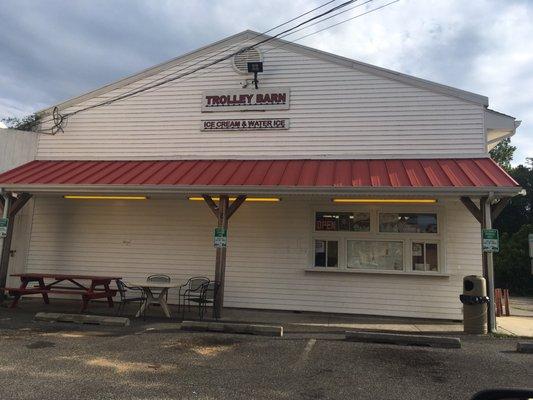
[494,224,533,295]
[1,114,40,131]
[490,138,533,295]
[494,164,533,234]
[490,138,516,171]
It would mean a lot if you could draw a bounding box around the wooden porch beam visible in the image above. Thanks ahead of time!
[202,194,219,218]
[460,196,483,224]
[227,195,246,219]
[491,197,511,222]
[8,193,32,218]
[461,196,512,224]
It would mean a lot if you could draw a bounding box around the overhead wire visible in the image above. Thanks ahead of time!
[278,0,376,39]
[40,0,357,130]
[37,0,343,131]
[289,0,400,42]
[142,0,401,91]
[91,0,341,107]
[39,0,400,132]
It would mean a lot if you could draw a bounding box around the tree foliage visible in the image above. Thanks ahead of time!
[490,138,516,172]
[494,164,533,234]
[490,140,533,295]
[1,114,40,131]
[494,224,533,295]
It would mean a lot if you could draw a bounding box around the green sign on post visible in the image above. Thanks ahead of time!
[482,229,499,252]
[214,227,227,248]
[0,218,8,238]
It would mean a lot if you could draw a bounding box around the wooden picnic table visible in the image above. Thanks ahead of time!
[5,273,122,312]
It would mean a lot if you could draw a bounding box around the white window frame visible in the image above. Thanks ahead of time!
[313,238,341,268]
[310,205,446,273]
[346,237,405,271]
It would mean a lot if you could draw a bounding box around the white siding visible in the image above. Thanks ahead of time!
[23,196,481,319]
[0,129,38,173]
[37,42,486,160]
[0,129,38,286]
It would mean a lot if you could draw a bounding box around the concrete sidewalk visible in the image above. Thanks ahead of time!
[509,296,533,317]
[497,296,533,338]
[497,316,533,337]
[1,297,464,335]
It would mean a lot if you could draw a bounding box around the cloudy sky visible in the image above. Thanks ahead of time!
[1,0,531,164]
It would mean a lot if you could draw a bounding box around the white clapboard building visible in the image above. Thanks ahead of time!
[0,31,521,320]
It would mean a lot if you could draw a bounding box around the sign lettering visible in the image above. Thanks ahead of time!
[202,118,289,131]
[214,227,227,248]
[0,218,8,238]
[482,229,499,253]
[201,88,290,112]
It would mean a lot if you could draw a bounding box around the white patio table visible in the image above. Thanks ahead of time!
[125,279,179,318]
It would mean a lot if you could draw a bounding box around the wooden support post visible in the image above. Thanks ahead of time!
[202,194,246,319]
[495,289,502,317]
[0,193,32,301]
[214,195,229,319]
[503,289,510,316]
[481,196,497,333]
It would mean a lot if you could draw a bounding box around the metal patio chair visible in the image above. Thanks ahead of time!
[115,279,145,316]
[188,281,219,320]
[179,276,209,315]
[147,274,171,302]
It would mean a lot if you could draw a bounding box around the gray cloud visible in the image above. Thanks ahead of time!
[0,0,531,163]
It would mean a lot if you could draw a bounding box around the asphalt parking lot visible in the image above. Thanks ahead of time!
[0,316,531,400]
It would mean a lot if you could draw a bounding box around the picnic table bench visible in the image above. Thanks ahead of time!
[3,273,121,312]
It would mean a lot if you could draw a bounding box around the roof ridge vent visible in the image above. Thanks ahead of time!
[232,47,262,74]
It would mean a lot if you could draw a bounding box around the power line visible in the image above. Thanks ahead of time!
[38,0,343,131]
[290,0,400,42]
[278,0,376,39]
[39,0,356,131]
[41,0,400,132]
[150,0,401,91]
[98,0,341,108]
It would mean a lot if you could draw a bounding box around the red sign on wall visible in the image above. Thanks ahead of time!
[201,118,290,131]
[201,88,290,112]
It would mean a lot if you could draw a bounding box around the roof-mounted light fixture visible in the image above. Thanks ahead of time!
[332,198,437,204]
[188,196,280,203]
[247,61,263,89]
[64,195,148,200]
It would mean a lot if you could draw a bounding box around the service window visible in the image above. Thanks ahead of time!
[412,242,439,272]
[311,209,442,273]
[314,240,338,267]
[315,212,370,232]
[379,213,438,233]
[347,240,403,270]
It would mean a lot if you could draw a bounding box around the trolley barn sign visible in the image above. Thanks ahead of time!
[201,88,290,112]
[201,118,290,131]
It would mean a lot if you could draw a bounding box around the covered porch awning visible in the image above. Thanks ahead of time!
[0,158,521,196]
[0,158,521,324]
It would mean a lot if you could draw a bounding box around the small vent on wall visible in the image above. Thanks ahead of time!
[232,48,262,74]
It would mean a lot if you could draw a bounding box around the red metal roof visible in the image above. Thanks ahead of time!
[0,159,518,190]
